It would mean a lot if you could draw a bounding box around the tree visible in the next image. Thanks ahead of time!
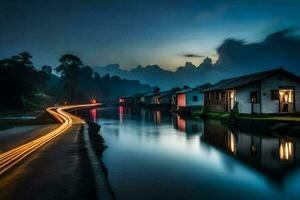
[0,52,48,109]
[42,65,52,75]
[56,54,82,102]
[153,87,160,93]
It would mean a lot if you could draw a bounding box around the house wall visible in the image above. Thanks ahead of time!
[177,94,186,108]
[150,96,159,104]
[236,83,261,114]
[260,74,300,113]
[186,91,203,106]
[160,95,172,105]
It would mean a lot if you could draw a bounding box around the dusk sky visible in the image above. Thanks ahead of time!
[1,0,300,70]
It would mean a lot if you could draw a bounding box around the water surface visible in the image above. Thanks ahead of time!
[92,107,300,200]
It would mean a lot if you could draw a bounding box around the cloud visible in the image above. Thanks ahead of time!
[94,28,300,89]
[215,28,300,74]
[182,53,205,58]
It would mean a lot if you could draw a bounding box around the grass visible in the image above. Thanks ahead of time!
[193,110,300,122]
[238,115,300,121]
[0,111,57,131]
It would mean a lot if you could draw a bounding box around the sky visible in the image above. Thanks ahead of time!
[1,0,300,71]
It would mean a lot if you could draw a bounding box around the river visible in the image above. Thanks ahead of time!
[89,106,300,200]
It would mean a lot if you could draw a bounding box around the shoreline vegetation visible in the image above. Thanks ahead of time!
[85,121,116,199]
[189,109,300,133]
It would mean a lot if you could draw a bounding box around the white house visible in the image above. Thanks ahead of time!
[175,84,211,110]
[204,68,300,114]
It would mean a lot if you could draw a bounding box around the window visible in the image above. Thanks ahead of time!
[271,89,279,100]
[250,91,258,103]
[193,96,198,102]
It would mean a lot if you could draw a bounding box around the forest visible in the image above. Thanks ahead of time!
[0,52,152,110]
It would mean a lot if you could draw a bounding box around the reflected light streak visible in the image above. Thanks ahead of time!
[89,108,97,122]
[279,140,294,160]
[0,103,100,176]
[119,106,124,124]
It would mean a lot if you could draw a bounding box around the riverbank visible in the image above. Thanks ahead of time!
[192,110,300,133]
[84,122,116,199]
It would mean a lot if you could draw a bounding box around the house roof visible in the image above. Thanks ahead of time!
[143,92,157,97]
[176,83,212,94]
[160,88,180,97]
[143,88,180,97]
[204,68,300,91]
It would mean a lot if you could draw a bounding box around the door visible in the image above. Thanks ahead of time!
[279,89,294,113]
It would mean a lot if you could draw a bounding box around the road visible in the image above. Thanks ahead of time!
[0,103,105,200]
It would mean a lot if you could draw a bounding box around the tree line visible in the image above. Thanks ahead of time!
[0,52,152,110]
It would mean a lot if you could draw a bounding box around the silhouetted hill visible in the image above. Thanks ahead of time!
[93,28,300,90]
[93,58,219,89]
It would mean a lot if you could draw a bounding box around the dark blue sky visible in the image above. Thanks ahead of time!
[1,0,300,70]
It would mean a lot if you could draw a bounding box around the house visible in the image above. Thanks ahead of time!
[119,93,146,105]
[143,92,159,105]
[203,68,300,114]
[158,88,180,106]
[175,83,212,110]
[119,96,133,105]
[143,88,180,107]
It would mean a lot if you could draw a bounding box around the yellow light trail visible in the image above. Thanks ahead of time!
[0,103,100,176]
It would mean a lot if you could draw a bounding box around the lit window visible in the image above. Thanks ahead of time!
[250,91,258,103]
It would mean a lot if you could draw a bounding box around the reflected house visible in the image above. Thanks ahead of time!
[204,68,300,114]
[118,105,135,123]
[202,120,300,179]
[141,109,167,124]
[203,120,237,155]
[175,83,212,111]
[173,115,203,134]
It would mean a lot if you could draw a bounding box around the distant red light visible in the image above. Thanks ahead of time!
[91,99,96,104]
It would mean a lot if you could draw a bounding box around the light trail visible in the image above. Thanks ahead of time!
[0,103,99,176]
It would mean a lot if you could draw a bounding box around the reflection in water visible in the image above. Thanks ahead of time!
[173,115,203,134]
[176,115,186,132]
[202,120,300,179]
[228,132,237,155]
[118,106,124,124]
[92,107,300,199]
[89,108,97,122]
[279,139,294,161]
[154,110,161,124]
